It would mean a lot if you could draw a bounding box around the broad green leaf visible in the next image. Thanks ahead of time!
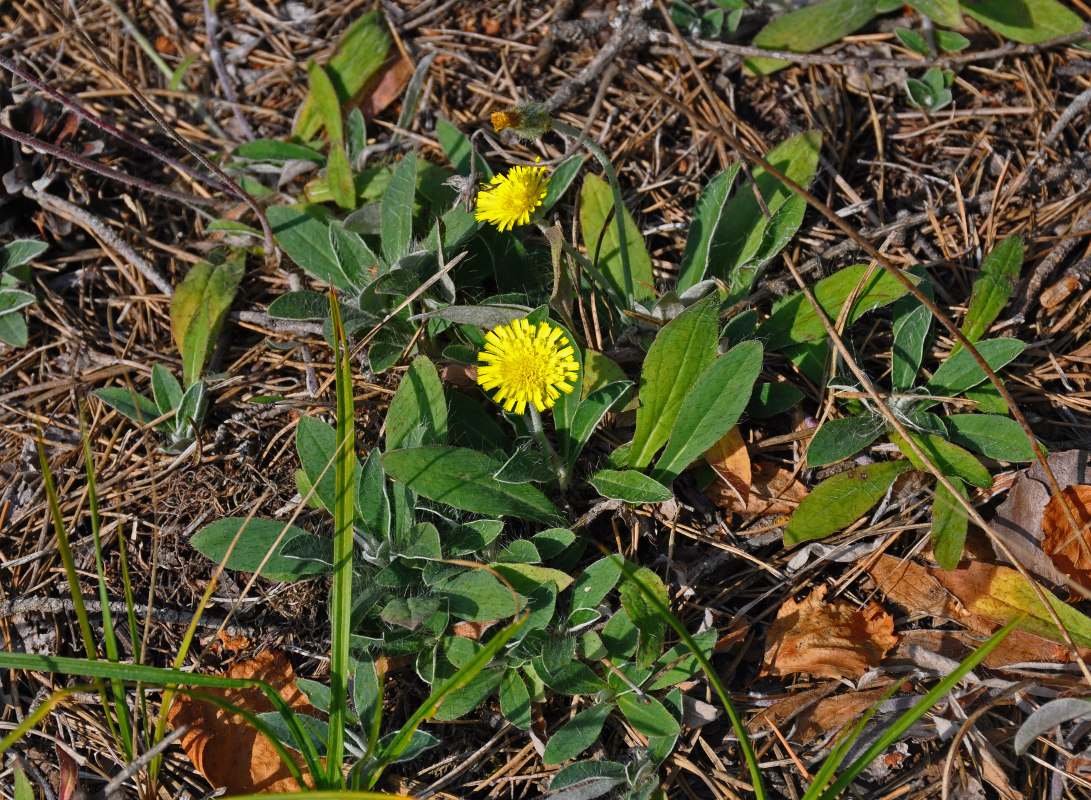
[652,340,763,483]
[542,154,586,213]
[960,235,1023,346]
[191,518,330,581]
[532,657,608,696]
[677,164,740,289]
[431,669,505,720]
[964,381,1010,414]
[619,567,670,669]
[550,320,585,462]
[433,569,521,622]
[935,29,971,51]
[542,703,613,765]
[377,729,439,763]
[565,381,634,467]
[305,59,344,144]
[150,364,183,417]
[381,446,565,525]
[326,142,356,210]
[446,519,504,556]
[617,693,680,738]
[589,469,673,504]
[280,533,333,570]
[757,264,917,351]
[629,296,718,468]
[446,390,511,454]
[944,414,1036,462]
[744,0,879,75]
[601,607,639,659]
[170,250,245,387]
[491,563,574,594]
[932,478,968,570]
[173,381,208,437]
[533,528,576,560]
[548,761,627,797]
[907,0,962,27]
[381,152,418,264]
[386,356,447,450]
[12,763,33,800]
[0,239,48,273]
[699,133,821,301]
[0,288,35,314]
[890,266,934,391]
[895,27,932,55]
[436,118,492,180]
[648,629,718,690]
[500,668,532,729]
[268,290,330,320]
[570,557,623,614]
[0,311,28,347]
[356,448,391,538]
[748,382,804,417]
[924,338,1026,399]
[93,387,161,428]
[294,11,390,140]
[962,0,1083,43]
[382,596,442,630]
[233,140,324,162]
[268,205,353,290]
[806,415,886,468]
[891,431,992,488]
[579,172,655,303]
[785,460,912,545]
[296,415,347,513]
[329,220,380,292]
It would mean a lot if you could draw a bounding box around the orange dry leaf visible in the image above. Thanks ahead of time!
[1042,485,1091,592]
[704,426,750,510]
[358,53,414,120]
[706,459,807,518]
[761,584,897,680]
[167,650,320,794]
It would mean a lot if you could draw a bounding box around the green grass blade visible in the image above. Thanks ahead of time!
[607,552,766,799]
[366,614,527,788]
[807,617,1019,800]
[328,292,355,788]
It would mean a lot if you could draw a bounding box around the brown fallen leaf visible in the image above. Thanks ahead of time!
[762,584,898,680]
[357,53,414,121]
[746,683,839,737]
[792,686,891,742]
[706,459,807,518]
[1042,485,1091,593]
[167,650,320,794]
[704,426,750,511]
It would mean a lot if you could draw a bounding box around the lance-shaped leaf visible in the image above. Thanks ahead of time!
[785,460,911,545]
[170,250,245,387]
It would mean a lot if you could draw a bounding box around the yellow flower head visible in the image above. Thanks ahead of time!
[475,162,550,232]
[477,318,580,415]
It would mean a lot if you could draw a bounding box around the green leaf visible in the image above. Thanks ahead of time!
[93,387,162,428]
[295,415,344,513]
[446,519,504,556]
[677,164,740,289]
[433,569,521,622]
[431,668,505,721]
[0,288,36,314]
[570,557,623,615]
[170,251,245,387]
[924,338,1026,399]
[382,596,442,630]
[895,27,933,55]
[542,703,614,765]
[932,478,968,570]
[356,448,391,539]
[651,340,763,483]
[565,381,634,468]
[784,460,912,545]
[648,629,718,690]
[935,29,971,51]
[579,172,655,303]
[588,469,673,503]
[305,59,344,143]
[962,0,1083,43]
[944,414,1036,462]
[748,381,804,417]
[268,205,353,290]
[381,152,418,264]
[907,0,962,27]
[436,118,492,180]
[620,567,669,668]
[548,761,628,798]
[500,668,532,729]
[326,142,356,211]
[329,220,380,292]
[294,11,390,140]
[617,693,681,738]
[757,263,917,351]
[0,310,29,347]
[960,235,1023,346]
[150,364,183,416]
[377,729,440,763]
[601,607,639,659]
[891,431,993,488]
[190,518,330,581]
[386,356,447,450]
[12,763,33,800]
[806,415,886,468]
[694,133,821,300]
[542,155,586,213]
[532,528,576,560]
[492,562,574,594]
[629,296,718,468]
[173,380,208,438]
[745,0,879,75]
[0,239,48,272]
[382,446,564,525]
[891,266,934,391]
[233,140,325,162]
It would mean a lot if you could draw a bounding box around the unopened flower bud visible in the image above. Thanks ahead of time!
[490,100,552,141]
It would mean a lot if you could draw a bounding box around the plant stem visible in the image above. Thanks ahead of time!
[527,405,569,489]
[551,118,634,307]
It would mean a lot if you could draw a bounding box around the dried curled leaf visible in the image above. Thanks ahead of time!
[1042,486,1091,593]
[761,584,897,680]
[705,459,807,518]
[167,650,318,794]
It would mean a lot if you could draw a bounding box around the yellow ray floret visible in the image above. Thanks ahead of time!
[475,163,550,232]
[477,318,580,415]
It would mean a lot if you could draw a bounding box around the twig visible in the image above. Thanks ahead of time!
[22,188,175,297]
[0,596,256,635]
[96,725,191,800]
[203,0,255,141]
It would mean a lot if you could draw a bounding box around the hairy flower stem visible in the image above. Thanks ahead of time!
[527,405,569,490]
[536,222,627,315]
[550,119,635,307]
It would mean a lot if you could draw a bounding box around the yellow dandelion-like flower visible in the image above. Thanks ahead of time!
[477,318,580,415]
[475,163,550,232]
